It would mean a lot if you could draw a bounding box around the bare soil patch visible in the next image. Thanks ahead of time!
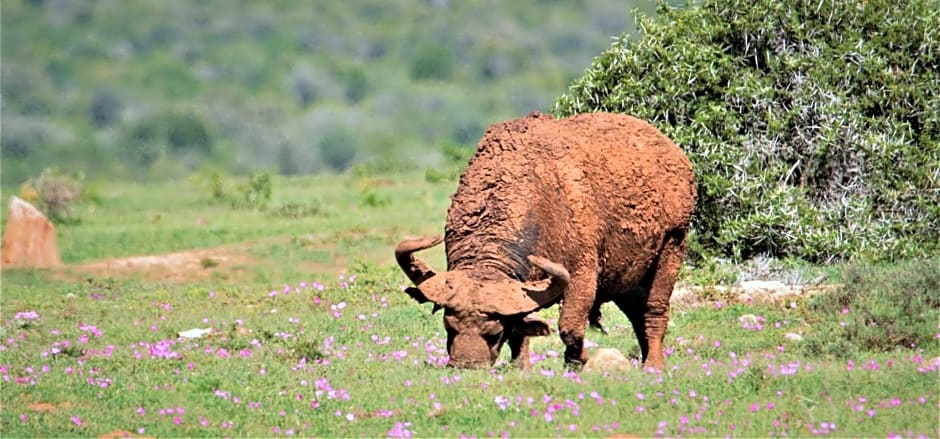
[27,402,65,412]
[64,243,261,283]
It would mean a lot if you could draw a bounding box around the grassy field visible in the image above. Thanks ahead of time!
[1,173,938,438]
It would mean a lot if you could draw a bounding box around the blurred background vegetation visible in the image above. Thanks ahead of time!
[1,0,661,183]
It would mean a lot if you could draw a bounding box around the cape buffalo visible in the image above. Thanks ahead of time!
[396,112,696,370]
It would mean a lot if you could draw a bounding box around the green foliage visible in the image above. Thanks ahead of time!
[410,41,456,81]
[424,141,476,183]
[193,168,230,201]
[318,128,358,171]
[89,87,123,127]
[804,257,940,355]
[191,169,273,211]
[349,157,415,178]
[358,188,391,209]
[338,65,371,104]
[2,0,645,182]
[165,113,212,154]
[1,118,52,159]
[123,110,213,168]
[554,0,940,262]
[1,64,54,116]
[241,171,272,210]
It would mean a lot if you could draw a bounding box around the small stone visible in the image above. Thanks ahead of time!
[739,280,787,295]
[784,332,804,342]
[584,348,631,372]
[178,328,212,339]
[738,314,759,325]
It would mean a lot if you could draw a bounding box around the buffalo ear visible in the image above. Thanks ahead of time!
[519,315,551,336]
[405,287,444,313]
[404,287,431,304]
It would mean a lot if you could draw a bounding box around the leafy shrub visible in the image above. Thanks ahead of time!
[318,128,357,171]
[424,141,476,183]
[409,42,455,81]
[165,113,212,154]
[357,179,391,208]
[338,65,370,104]
[241,171,272,210]
[20,168,85,224]
[123,110,213,168]
[89,87,123,127]
[1,120,50,158]
[554,0,940,262]
[803,258,940,355]
[290,74,318,108]
[1,64,53,116]
[193,168,230,201]
[124,118,165,167]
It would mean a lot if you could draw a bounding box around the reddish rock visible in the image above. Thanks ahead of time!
[1,196,62,268]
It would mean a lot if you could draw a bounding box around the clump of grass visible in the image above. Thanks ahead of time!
[192,169,273,210]
[269,202,322,219]
[200,257,219,269]
[803,257,940,356]
[358,184,390,208]
[289,339,326,363]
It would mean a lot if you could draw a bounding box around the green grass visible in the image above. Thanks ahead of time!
[1,172,938,437]
[2,173,453,273]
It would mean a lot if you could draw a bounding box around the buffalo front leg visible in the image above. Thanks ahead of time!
[637,230,687,370]
[557,274,597,368]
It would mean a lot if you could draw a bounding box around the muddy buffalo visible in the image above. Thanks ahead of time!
[396,112,696,370]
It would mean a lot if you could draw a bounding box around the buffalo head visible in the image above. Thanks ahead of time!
[395,236,569,368]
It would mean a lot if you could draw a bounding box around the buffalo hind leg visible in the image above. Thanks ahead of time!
[617,229,686,370]
[508,333,530,370]
[618,293,650,366]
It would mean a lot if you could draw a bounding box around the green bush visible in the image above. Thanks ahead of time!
[241,171,273,210]
[89,87,123,127]
[123,110,214,168]
[318,128,358,171]
[193,168,230,201]
[424,141,476,183]
[339,65,371,104]
[554,0,940,262]
[409,42,455,81]
[165,113,212,154]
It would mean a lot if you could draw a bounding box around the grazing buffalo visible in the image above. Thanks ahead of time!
[396,112,696,370]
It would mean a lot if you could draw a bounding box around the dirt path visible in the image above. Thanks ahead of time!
[59,234,372,283]
[64,243,261,283]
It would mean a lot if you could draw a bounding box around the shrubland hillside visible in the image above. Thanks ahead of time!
[1,0,656,184]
